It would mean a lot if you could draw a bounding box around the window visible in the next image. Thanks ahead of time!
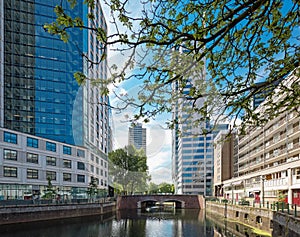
[27,137,38,148]
[90,165,94,172]
[46,141,56,152]
[46,171,56,180]
[295,168,300,179]
[77,174,85,183]
[27,153,38,164]
[63,159,71,168]
[3,149,18,160]
[273,133,280,143]
[63,145,71,155]
[4,166,17,177]
[77,149,85,157]
[27,169,38,179]
[4,131,17,144]
[4,149,17,161]
[63,173,71,182]
[77,162,85,170]
[96,157,99,164]
[46,156,56,166]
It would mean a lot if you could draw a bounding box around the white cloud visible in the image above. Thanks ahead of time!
[150,167,172,184]
[101,0,173,185]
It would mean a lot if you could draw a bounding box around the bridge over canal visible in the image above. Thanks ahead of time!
[117,195,205,210]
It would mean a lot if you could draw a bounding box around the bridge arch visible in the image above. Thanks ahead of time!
[138,198,184,210]
[137,199,158,209]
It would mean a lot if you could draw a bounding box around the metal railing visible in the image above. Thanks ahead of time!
[208,198,299,218]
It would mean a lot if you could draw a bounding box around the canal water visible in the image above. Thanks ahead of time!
[0,209,269,237]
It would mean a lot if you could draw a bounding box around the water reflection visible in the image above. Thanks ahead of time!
[0,209,268,237]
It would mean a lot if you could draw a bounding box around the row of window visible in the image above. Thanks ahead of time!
[3,131,82,156]
[90,153,107,167]
[3,166,83,182]
[3,166,107,185]
[3,149,85,169]
[182,149,213,154]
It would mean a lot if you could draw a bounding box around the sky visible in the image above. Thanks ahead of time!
[101,1,173,184]
[107,59,173,184]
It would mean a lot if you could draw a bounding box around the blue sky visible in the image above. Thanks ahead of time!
[101,0,174,184]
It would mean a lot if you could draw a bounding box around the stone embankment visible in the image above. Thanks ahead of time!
[206,201,300,237]
[0,202,115,225]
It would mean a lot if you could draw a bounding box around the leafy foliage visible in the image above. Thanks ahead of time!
[87,176,98,199]
[108,145,150,194]
[45,0,300,133]
[42,177,57,199]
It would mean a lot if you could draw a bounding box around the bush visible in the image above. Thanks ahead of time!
[238,200,250,206]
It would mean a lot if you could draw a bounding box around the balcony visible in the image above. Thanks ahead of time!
[265,178,288,188]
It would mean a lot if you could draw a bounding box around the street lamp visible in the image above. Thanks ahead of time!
[231,183,234,204]
[261,175,265,207]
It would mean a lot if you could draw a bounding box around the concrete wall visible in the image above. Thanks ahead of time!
[0,202,115,225]
[206,202,273,234]
[206,202,300,236]
[272,212,300,237]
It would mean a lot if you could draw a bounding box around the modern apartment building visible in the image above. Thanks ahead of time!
[0,0,110,200]
[220,69,300,205]
[128,123,147,155]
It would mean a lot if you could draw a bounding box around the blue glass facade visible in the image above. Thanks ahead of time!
[3,0,88,145]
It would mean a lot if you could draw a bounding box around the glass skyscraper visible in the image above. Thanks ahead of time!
[171,49,227,195]
[128,123,147,155]
[0,0,111,200]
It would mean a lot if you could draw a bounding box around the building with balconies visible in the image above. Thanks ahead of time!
[222,69,300,205]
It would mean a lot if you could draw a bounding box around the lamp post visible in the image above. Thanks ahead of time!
[231,183,234,204]
[261,175,265,207]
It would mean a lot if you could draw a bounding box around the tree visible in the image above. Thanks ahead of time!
[45,0,300,133]
[108,145,150,194]
[158,183,175,194]
[87,176,98,201]
[42,177,57,200]
[148,182,159,194]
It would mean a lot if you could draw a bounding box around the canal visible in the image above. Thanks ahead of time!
[0,209,270,237]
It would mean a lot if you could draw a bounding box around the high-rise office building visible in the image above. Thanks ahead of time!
[128,123,147,154]
[172,76,216,195]
[0,0,111,200]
